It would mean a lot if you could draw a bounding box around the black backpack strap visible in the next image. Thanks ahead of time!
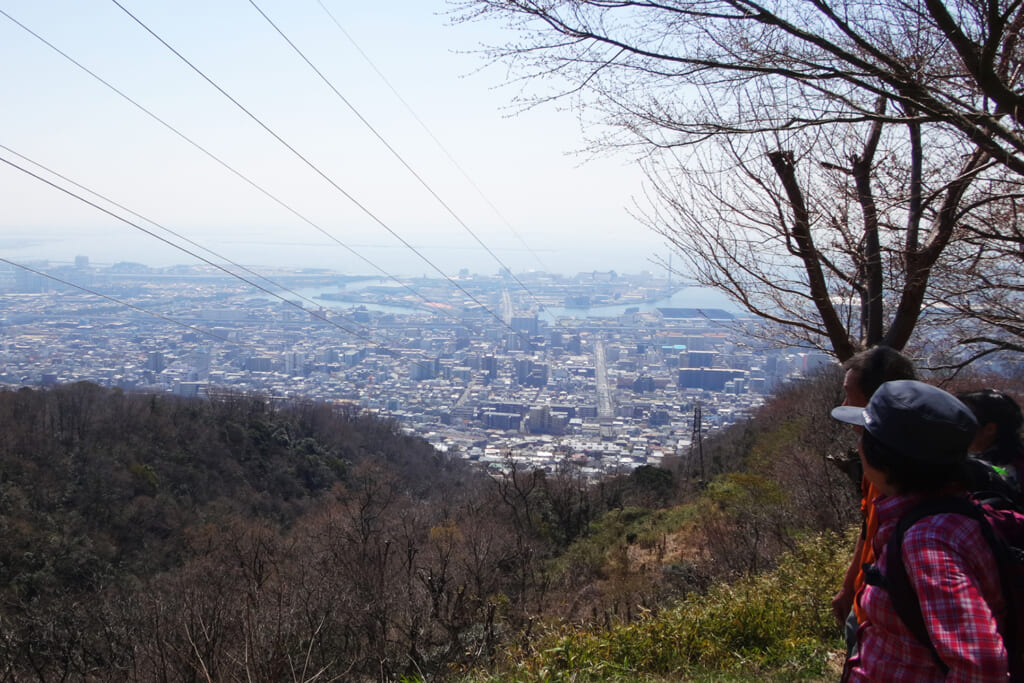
[971,489,1024,515]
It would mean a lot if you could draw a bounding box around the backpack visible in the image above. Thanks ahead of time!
[966,456,1023,508]
[864,494,1024,680]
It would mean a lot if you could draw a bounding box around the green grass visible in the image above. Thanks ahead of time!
[550,505,699,580]
[459,529,850,682]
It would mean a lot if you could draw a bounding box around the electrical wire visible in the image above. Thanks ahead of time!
[0,150,437,369]
[0,257,246,348]
[5,4,547,351]
[314,4,647,336]
[315,0,549,273]
[0,5,667,397]
[0,142,384,341]
[108,0,527,342]
[0,6,458,322]
[250,0,543,305]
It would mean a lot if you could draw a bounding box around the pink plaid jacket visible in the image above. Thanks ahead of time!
[844,494,1009,682]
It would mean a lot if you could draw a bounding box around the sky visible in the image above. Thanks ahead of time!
[0,0,669,278]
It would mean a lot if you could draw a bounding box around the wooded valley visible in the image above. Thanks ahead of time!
[0,374,908,681]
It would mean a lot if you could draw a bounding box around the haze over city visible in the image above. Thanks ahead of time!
[0,0,663,277]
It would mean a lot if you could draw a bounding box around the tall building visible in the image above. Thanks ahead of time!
[687,350,717,368]
[410,357,439,381]
[146,351,166,373]
[482,355,498,382]
[246,356,273,372]
[677,367,747,391]
[515,358,533,385]
[284,352,305,376]
[484,412,521,431]
[14,268,46,293]
[633,375,657,393]
[511,315,539,336]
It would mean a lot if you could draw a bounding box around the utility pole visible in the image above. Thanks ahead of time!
[690,400,705,485]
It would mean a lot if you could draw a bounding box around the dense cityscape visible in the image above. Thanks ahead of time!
[0,258,836,478]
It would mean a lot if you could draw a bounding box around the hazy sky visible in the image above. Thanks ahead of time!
[0,0,668,277]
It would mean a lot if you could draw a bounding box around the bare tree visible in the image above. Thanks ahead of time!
[454,0,1024,360]
[925,181,1024,369]
[455,0,1024,172]
[642,117,990,357]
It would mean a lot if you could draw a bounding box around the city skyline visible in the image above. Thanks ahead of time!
[0,263,781,477]
[0,0,664,277]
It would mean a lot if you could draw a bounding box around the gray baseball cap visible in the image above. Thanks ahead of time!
[831,380,978,463]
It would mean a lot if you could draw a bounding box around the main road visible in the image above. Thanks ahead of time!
[594,336,614,422]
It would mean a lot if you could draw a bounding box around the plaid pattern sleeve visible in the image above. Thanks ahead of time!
[845,496,1008,682]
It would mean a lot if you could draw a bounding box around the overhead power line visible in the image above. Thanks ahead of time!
[0,142,380,341]
[0,6,457,322]
[250,0,542,303]
[108,0,527,341]
[0,257,247,349]
[315,0,549,273]
[0,149,437,369]
[0,256,454,379]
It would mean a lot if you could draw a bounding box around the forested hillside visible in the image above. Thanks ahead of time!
[0,382,478,680]
[0,374,876,681]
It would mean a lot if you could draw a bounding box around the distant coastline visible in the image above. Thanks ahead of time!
[305,283,737,318]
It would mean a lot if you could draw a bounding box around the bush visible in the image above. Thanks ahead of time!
[465,529,850,682]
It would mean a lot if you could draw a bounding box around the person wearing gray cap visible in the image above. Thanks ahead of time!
[832,380,1010,682]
